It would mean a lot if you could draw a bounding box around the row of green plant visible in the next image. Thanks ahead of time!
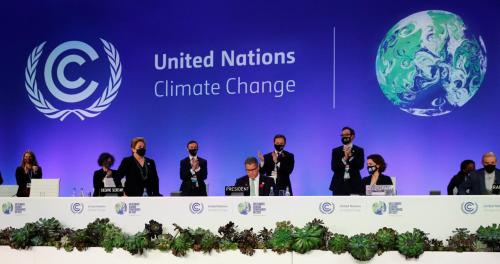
[0,218,499,261]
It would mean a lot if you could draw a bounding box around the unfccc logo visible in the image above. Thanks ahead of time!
[25,39,122,121]
[70,202,84,214]
[319,202,335,214]
[189,202,204,214]
[461,201,478,214]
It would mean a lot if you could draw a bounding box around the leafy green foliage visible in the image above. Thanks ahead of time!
[154,233,173,252]
[124,231,150,255]
[269,221,294,254]
[102,225,126,253]
[375,227,398,253]
[257,227,273,249]
[217,222,239,252]
[171,224,193,257]
[328,233,349,254]
[397,229,427,259]
[447,228,475,252]
[348,233,378,261]
[476,224,500,251]
[292,224,323,254]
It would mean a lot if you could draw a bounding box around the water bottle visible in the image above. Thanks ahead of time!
[143,188,148,197]
[80,187,84,197]
[269,186,275,196]
[285,187,290,196]
[72,187,76,197]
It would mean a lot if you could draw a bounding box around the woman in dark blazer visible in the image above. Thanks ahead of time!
[361,154,393,195]
[117,137,161,196]
[16,150,43,197]
[93,153,122,196]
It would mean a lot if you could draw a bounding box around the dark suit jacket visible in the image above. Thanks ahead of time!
[234,175,276,196]
[330,145,364,195]
[179,156,208,196]
[15,166,43,197]
[92,169,123,196]
[117,156,160,196]
[260,150,295,195]
[360,174,393,195]
[447,172,467,195]
[459,168,500,195]
[0,171,3,185]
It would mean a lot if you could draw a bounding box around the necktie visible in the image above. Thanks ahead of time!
[250,179,256,196]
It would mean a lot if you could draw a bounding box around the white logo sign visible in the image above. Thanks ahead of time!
[25,39,122,121]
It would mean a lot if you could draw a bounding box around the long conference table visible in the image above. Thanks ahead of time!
[1,195,499,239]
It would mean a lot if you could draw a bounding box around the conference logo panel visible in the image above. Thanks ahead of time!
[25,39,122,121]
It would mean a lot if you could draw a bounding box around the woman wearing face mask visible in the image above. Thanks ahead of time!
[361,154,393,195]
[93,153,122,196]
[117,137,161,196]
[16,150,43,197]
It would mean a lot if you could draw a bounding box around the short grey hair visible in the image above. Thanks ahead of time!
[482,152,497,162]
[244,157,259,166]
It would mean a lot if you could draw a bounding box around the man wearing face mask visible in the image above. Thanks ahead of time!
[258,134,295,195]
[179,140,208,196]
[330,127,364,195]
[459,152,500,195]
[117,137,161,196]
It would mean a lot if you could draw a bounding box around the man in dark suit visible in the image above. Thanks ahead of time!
[330,127,364,195]
[235,157,276,196]
[460,152,500,195]
[180,140,208,196]
[0,171,3,185]
[258,134,295,195]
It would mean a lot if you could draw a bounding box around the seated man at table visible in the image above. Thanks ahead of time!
[459,152,500,195]
[235,157,276,196]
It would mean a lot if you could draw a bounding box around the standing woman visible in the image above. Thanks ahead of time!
[117,137,161,196]
[16,150,43,197]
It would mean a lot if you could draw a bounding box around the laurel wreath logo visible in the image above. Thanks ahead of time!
[24,39,122,121]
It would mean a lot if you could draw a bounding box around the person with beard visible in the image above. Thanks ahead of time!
[258,134,295,195]
[329,127,364,195]
[460,152,500,195]
[360,154,393,195]
[447,160,475,195]
[179,140,208,196]
[117,137,161,196]
[15,150,43,197]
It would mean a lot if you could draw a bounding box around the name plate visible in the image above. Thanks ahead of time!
[225,186,249,196]
[100,187,124,194]
[366,185,395,196]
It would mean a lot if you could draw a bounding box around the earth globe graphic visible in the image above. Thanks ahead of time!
[375,10,487,116]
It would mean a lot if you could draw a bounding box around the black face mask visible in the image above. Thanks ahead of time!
[368,165,378,175]
[274,144,284,152]
[189,149,198,156]
[136,148,146,157]
[341,137,352,145]
[484,165,496,173]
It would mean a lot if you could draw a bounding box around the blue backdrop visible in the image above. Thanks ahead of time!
[1,0,499,196]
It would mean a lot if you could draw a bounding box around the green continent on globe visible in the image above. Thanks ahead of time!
[376,10,487,116]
